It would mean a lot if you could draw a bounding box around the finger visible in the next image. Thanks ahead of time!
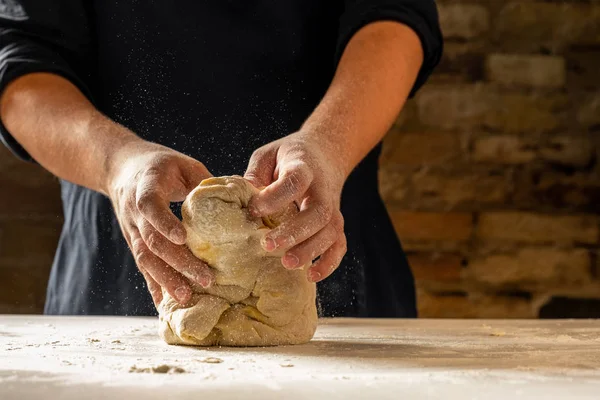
[249,160,313,217]
[244,147,277,188]
[140,268,163,307]
[281,219,340,269]
[130,228,192,305]
[263,198,335,252]
[136,173,187,245]
[307,235,347,283]
[138,219,214,288]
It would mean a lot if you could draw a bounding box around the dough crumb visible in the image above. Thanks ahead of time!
[280,364,294,368]
[111,340,122,344]
[87,338,101,343]
[199,357,223,364]
[490,331,506,337]
[129,364,186,374]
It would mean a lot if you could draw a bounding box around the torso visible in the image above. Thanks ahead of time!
[45,1,416,318]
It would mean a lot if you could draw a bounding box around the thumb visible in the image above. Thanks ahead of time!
[244,147,276,188]
[181,158,213,193]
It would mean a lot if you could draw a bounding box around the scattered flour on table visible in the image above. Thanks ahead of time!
[198,357,223,364]
[129,364,186,374]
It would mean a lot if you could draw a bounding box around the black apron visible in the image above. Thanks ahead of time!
[0,0,443,317]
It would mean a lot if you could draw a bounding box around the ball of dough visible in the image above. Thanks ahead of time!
[158,176,318,346]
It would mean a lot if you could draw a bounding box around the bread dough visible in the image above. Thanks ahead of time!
[158,176,317,346]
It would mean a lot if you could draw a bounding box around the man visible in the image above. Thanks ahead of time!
[0,1,442,317]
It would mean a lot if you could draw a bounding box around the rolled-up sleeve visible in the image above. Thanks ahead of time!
[336,0,443,97]
[0,0,94,161]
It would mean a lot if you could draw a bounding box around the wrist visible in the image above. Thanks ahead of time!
[297,128,355,186]
[89,113,145,196]
[296,128,354,182]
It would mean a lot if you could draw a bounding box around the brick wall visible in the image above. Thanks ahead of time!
[380,0,600,318]
[0,146,62,313]
[1,0,599,317]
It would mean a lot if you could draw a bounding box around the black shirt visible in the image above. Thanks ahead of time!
[0,0,442,317]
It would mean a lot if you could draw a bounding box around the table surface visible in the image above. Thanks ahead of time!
[1,316,600,400]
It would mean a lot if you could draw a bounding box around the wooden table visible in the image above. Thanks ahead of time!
[1,316,600,399]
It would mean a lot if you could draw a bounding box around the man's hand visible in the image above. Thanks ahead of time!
[245,132,348,283]
[243,22,425,283]
[106,140,215,306]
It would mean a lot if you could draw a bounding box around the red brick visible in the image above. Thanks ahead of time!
[478,212,599,245]
[433,42,485,83]
[438,4,490,40]
[409,253,464,282]
[0,146,58,187]
[0,178,62,215]
[417,290,477,318]
[474,294,536,319]
[411,169,508,207]
[495,3,600,50]
[0,265,50,311]
[390,211,473,242]
[539,136,594,168]
[469,248,591,286]
[514,171,600,212]
[577,93,600,130]
[417,290,535,318]
[416,84,568,133]
[485,92,569,133]
[0,146,62,216]
[381,131,462,166]
[486,54,566,89]
[378,167,410,204]
[472,135,536,164]
[0,219,61,265]
[567,51,600,90]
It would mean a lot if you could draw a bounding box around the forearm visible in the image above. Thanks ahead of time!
[302,21,424,178]
[0,73,140,195]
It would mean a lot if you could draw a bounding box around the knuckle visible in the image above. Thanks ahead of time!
[296,161,313,181]
[136,192,154,213]
[251,147,268,161]
[283,171,302,195]
[133,245,152,266]
[314,203,332,222]
[331,212,345,233]
[340,238,348,254]
[145,231,162,253]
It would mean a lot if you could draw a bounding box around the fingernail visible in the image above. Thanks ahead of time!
[282,254,299,269]
[249,205,261,217]
[200,274,213,288]
[261,236,277,252]
[170,227,186,244]
[175,286,191,303]
[309,270,322,282]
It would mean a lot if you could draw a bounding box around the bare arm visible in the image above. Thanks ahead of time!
[304,21,423,178]
[246,21,424,281]
[0,73,214,306]
[0,73,133,194]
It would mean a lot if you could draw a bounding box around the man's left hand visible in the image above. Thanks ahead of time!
[244,132,348,283]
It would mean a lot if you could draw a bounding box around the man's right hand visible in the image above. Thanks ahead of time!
[105,139,215,307]
[0,73,214,308]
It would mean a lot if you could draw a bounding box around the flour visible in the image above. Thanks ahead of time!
[129,364,186,374]
[2,316,600,399]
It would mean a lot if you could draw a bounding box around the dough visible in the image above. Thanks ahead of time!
[158,176,317,346]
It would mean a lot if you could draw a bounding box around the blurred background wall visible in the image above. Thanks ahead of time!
[380,0,600,318]
[0,0,599,316]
